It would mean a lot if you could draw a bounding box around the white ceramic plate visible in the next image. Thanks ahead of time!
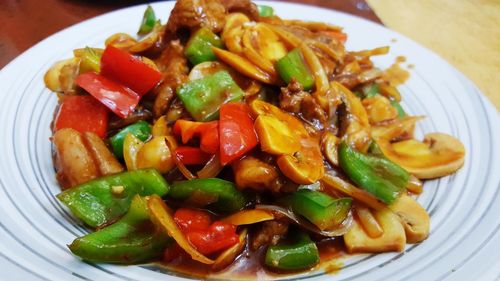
[0,1,498,280]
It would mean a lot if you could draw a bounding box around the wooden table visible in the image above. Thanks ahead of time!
[0,0,380,68]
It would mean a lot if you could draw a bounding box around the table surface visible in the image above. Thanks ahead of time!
[0,0,380,69]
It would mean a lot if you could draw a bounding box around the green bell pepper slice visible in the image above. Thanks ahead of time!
[137,5,157,35]
[69,195,172,264]
[78,47,101,73]
[177,71,244,121]
[390,100,406,118]
[57,169,170,228]
[110,120,151,159]
[361,83,379,98]
[185,27,223,65]
[258,5,274,17]
[339,141,409,204]
[288,190,352,230]
[276,48,315,90]
[168,178,247,213]
[265,231,319,270]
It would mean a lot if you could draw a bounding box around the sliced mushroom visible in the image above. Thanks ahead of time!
[277,137,324,184]
[371,116,423,141]
[389,193,429,243]
[344,207,406,253]
[254,115,300,155]
[376,133,465,179]
[321,131,339,167]
[250,100,323,184]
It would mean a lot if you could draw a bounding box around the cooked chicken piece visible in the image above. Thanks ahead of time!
[53,128,124,189]
[232,156,282,192]
[166,0,226,34]
[153,40,189,117]
[82,132,124,176]
[53,128,99,189]
[251,220,289,251]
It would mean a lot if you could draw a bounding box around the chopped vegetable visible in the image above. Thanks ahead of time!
[338,141,409,205]
[257,5,274,17]
[77,47,102,73]
[185,27,224,65]
[110,120,151,159]
[57,169,169,228]
[288,190,352,230]
[390,100,406,118]
[75,72,140,118]
[219,102,258,165]
[68,195,171,263]
[265,231,319,270]
[361,83,379,98]
[100,45,162,96]
[177,71,244,121]
[276,48,315,90]
[54,95,109,138]
[344,208,406,253]
[147,195,214,264]
[212,228,247,271]
[174,146,212,165]
[138,5,157,35]
[222,209,274,226]
[136,136,176,174]
[174,209,239,256]
[168,178,247,213]
[173,120,219,154]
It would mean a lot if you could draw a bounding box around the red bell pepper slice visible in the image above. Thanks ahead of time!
[54,95,109,138]
[175,146,212,165]
[219,102,258,165]
[100,45,162,96]
[174,208,211,232]
[174,208,238,255]
[76,72,140,118]
[173,120,219,154]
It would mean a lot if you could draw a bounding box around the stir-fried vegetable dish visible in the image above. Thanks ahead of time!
[44,0,466,278]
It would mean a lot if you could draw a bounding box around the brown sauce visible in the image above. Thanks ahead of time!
[157,238,347,279]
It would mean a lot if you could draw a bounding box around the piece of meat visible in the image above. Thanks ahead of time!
[219,0,259,19]
[251,220,289,251]
[53,128,125,189]
[280,79,328,125]
[232,156,282,192]
[165,0,226,34]
[82,132,124,176]
[53,128,99,189]
[153,40,189,117]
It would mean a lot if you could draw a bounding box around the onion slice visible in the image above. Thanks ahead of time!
[222,209,274,226]
[255,204,353,237]
[197,154,224,179]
